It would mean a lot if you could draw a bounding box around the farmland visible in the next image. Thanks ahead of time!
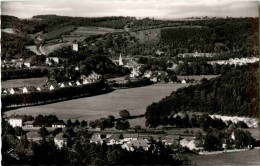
[4,83,190,124]
[2,77,47,89]
[62,26,123,42]
[187,148,260,166]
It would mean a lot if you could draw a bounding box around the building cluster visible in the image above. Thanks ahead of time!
[118,54,143,78]
[2,58,32,69]
[7,114,66,129]
[208,57,259,66]
[2,72,101,95]
[178,51,216,58]
[89,132,200,151]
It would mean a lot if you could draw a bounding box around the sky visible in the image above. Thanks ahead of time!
[1,0,259,19]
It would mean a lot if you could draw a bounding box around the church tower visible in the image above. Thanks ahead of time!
[119,53,123,66]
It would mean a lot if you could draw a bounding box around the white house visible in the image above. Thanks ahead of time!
[73,43,78,52]
[52,123,66,128]
[36,87,41,91]
[76,81,81,86]
[181,79,187,84]
[8,114,23,128]
[22,86,36,94]
[49,85,55,91]
[10,88,21,94]
[69,82,73,86]
[24,62,31,68]
[46,57,59,66]
[121,139,149,151]
[123,134,139,142]
[60,83,65,88]
[54,133,67,149]
[106,135,122,145]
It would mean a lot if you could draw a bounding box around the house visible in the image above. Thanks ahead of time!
[162,135,180,145]
[49,85,55,91]
[36,87,41,91]
[181,79,186,84]
[155,50,165,56]
[8,114,23,128]
[143,70,152,78]
[90,133,106,144]
[76,81,81,86]
[122,139,150,151]
[52,122,66,128]
[69,82,73,86]
[150,76,158,83]
[106,135,122,145]
[2,88,8,94]
[23,121,34,128]
[24,59,31,68]
[123,134,139,142]
[60,83,65,88]
[26,131,42,142]
[23,86,36,94]
[130,67,140,78]
[10,88,22,94]
[46,57,59,66]
[54,133,67,149]
[72,43,78,52]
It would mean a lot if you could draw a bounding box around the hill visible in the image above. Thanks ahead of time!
[145,64,259,127]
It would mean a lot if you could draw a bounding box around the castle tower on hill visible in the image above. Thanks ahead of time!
[119,53,123,66]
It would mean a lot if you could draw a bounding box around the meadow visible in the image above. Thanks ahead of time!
[187,148,260,166]
[4,83,190,125]
[2,77,47,89]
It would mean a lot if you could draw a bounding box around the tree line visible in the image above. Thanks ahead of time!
[1,80,107,109]
[2,68,49,81]
[109,78,152,89]
[145,64,259,127]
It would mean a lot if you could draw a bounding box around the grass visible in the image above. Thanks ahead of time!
[2,77,47,89]
[187,148,260,165]
[42,42,70,55]
[4,83,191,124]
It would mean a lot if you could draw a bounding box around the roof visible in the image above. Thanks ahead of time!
[55,133,67,140]
[10,87,22,92]
[9,114,23,119]
[123,134,139,139]
[127,139,149,148]
[107,135,120,142]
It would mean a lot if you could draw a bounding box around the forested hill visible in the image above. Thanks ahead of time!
[145,64,259,127]
[160,18,259,56]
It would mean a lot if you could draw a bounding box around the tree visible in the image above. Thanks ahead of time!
[80,120,88,127]
[119,110,130,119]
[38,127,48,138]
[34,114,45,127]
[115,120,130,130]
[236,121,248,128]
[14,126,23,136]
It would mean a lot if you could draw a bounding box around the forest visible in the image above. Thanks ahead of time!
[145,63,259,127]
[160,18,258,56]
[2,68,49,81]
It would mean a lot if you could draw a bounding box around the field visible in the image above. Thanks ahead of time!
[42,42,71,55]
[62,27,123,42]
[187,148,260,166]
[4,83,190,125]
[2,77,47,89]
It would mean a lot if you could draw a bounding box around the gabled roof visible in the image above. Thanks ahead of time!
[55,133,67,140]
[123,134,139,139]
[23,121,34,125]
[107,135,120,142]
[128,139,149,148]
